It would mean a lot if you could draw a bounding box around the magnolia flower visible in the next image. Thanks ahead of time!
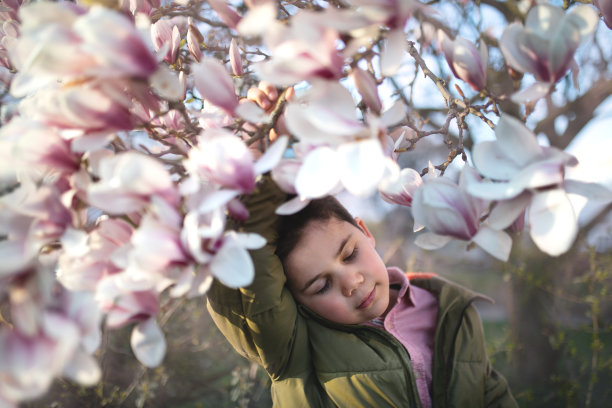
[187,18,203,62]
[379,167,423,207]
[208,0,242,30]
[0,273,102,405]
[95,278,165,367]
[500,4,598,101]
[185,130,288,199]
[466,115,612,256]
[181,208,266,289]
[192,58,239,114]
[150,19,181,64]
[594,0,612,29]
[0,118,79,178]
[411,166,512,261]
[87,151,179,215]
[252,10,344,86]
[229,38,243,76]
[0,181,72,277]
[283,81,404,200]
[18,82,135,134]
[10,3,158,96]
[57,219,134,292]
[351,67,382,114]
[438,30,488,91]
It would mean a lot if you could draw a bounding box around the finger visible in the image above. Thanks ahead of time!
[258,81,278,102]
[285,86,295,102]
[269,128,279,143]
[247,87,272,110]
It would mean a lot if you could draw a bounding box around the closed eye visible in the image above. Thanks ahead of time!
[343,246,358,263]
[315,279,331,295]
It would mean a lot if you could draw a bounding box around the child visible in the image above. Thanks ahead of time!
[206,176,518,407]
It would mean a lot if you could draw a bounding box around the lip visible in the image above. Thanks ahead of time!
[357,286,376,310]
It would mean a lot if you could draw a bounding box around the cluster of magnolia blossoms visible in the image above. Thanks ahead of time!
[0,0,611,405]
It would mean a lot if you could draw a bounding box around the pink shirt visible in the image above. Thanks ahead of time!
[367,267,439,408]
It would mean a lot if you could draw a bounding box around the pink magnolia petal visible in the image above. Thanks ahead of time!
[209,0,242,29]
[451,37,487,90]
[351,67,381,114]
[379,167,423,207]
[229,38,243,76]
[192,58,239,113]
[131,318,166,367]
[528,189,577,256]
[500,23,540,76]
[472,226,512,261]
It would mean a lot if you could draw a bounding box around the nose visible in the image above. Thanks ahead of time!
[340,269,364,297]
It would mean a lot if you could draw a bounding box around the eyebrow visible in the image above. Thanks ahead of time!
[300,233,352,293]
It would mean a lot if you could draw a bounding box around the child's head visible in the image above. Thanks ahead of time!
[276,196,390,325]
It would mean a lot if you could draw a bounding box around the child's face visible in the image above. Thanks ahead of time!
[284,217,390,325]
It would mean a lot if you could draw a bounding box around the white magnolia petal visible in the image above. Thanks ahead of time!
[488,193,531,230]
[465,178,522,200]
[131,318,166,368]
[62,348,101,386]
[235,100,268,124]
[414,232,453,250]
[275,196,311,215]
[511,82,552,104]
[500,23,538,75]
[473,141,510,181]
[507,159,565,192]
[471,226,512,262]
[380,29,406,76]
[380,99,407,128]
[567,5,599,38]
[228,231,267,249]
[149,65,183,101]
[210,242,254,288]
[339,140,386,196]
[196,189,241,214]
[549,20,581,80]
[495,116,542,167]
[529,189,577,256]
[237,2,278,37]
[254,135,289,175]
[564,179,612,202]
[295,147,342,199]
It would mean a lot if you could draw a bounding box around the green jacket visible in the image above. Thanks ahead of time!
[206,177,517,407]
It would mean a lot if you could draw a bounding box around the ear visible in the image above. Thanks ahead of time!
[355,217,376,245]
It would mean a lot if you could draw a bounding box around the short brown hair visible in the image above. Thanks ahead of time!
[275,196,360,266]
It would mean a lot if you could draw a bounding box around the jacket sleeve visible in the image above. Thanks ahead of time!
[206,176,311,380]
[484,359,518,408]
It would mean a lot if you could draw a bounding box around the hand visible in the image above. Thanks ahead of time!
[241,82,294,155]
